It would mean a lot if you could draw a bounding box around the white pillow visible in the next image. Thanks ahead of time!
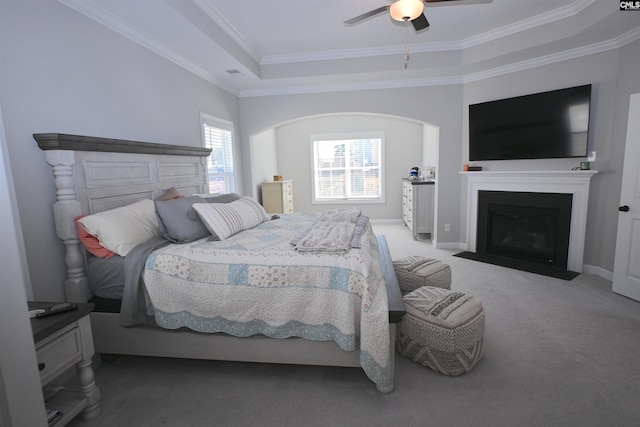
[192,197,268,240]
[77,199,160,256]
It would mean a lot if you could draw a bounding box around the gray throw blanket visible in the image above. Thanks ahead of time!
[119,236,171,326]
[293,209,362,254]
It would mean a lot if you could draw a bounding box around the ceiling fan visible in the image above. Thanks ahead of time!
[344,0,463,31]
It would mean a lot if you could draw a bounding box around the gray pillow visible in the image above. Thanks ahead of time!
[155,196,210,243]
[205,193,242,204]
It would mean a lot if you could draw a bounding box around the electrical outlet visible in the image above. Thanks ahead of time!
[444,224,451,232]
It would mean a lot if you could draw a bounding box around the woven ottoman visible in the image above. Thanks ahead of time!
[393,256,451,295]
[397,286,484,376]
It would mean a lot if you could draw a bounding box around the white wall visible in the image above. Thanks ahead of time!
[0,0,240,300]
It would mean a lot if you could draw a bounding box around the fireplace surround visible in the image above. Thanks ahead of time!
[460,170,597,275]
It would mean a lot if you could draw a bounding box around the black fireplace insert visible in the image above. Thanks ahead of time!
[456,190,578,280]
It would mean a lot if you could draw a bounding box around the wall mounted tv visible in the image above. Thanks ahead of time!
[469,84,591,161]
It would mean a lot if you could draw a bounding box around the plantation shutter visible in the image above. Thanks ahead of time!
[202,115,236,194]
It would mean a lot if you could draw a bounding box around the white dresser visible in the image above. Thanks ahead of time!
[261,180,294,214]
[402,179,435,240]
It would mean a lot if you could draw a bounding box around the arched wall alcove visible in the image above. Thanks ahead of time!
[249,112,440,240]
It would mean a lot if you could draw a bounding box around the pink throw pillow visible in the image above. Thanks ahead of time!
[75,215,117,259]
[155,187,184,201]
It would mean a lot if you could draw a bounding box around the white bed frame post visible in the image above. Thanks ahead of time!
[45,150,90,303]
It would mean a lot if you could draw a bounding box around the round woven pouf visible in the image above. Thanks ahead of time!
[397,286,484,376]
[392,256,451,295]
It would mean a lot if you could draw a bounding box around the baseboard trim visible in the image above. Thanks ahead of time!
[582,264,613,281]
[433,241,466,250]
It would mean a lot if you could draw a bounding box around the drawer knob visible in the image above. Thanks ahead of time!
[38,362,46,371]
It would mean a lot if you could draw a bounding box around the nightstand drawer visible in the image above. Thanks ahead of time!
[36,325,82,384]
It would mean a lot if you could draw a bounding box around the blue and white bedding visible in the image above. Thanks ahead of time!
[137,212,391,387]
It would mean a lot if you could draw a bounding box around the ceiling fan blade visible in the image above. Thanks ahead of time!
[344,5,390,25]
[411,13,430,31]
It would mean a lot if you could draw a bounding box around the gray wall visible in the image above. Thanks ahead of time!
[0,0,241,300]
[461,50,618,272]
[273,114,424,218]
[250,128,278,199]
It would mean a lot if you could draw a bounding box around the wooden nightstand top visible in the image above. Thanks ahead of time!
[29,302,94,343]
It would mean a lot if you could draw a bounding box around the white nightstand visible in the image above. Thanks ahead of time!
[30,302,100,425]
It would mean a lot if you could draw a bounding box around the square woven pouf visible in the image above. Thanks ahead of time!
[392,256,451,295]
[397,286,484,376]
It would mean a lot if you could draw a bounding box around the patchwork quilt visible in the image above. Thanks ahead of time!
[141,211,391,387]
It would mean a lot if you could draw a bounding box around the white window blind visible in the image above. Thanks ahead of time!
[312,132,384,203]
[201,114,236,194]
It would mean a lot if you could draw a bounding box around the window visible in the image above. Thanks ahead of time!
[311,132,384,203]
[201,113,236,194]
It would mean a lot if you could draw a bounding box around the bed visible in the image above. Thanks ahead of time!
[34,133,406,393]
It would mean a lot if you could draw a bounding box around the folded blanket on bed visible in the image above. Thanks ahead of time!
[290,212,369,249]
[293,209,362,253]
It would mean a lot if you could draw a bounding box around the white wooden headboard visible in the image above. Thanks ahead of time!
[34,133,211,302]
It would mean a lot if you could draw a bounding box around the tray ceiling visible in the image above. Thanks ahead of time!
[59,0,640,96]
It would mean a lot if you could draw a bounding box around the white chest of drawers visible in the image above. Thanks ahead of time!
[402,179,435,240]
[261,180,294,214]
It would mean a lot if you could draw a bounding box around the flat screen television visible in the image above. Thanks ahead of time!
[469,84,591,161]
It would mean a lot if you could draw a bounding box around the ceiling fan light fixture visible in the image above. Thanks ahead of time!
[389,0,424,22]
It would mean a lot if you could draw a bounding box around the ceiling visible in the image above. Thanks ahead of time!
[59,0,640,97]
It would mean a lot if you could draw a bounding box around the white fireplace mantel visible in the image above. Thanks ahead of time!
[461,170,598,272]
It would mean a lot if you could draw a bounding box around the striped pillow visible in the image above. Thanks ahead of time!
[192,197,268,240]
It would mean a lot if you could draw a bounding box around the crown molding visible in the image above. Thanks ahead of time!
[57,0,638,99]
[457,0,596,50]
[463,42,615,84]
[240,27,640,98]
[238,75,465,98]
[261,41,457,65]
[193,0,262,63]
[260,0,598,65]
